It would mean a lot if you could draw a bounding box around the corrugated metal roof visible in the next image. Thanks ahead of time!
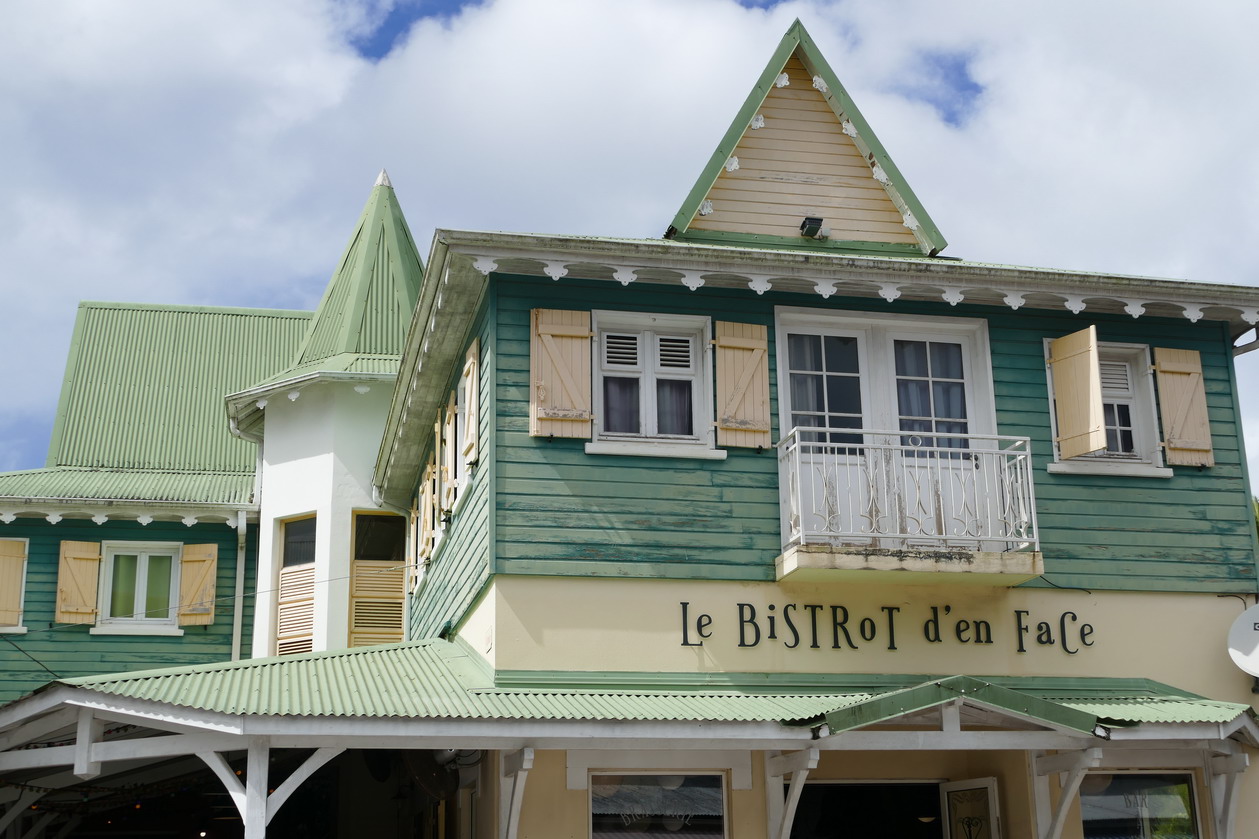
[54,640,1252,730]
[46,302,309,474]
[0,467,254,506]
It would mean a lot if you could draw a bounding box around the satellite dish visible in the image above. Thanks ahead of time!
[1226,604,1259,676]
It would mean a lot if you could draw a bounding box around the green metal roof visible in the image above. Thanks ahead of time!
[52,640,1252,731]
[254,171,423,391]
[0,467,254,507]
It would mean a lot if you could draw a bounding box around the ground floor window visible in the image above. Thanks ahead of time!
[1080,773,1199,839]
[591,773,724,838]
[790,783,942,838]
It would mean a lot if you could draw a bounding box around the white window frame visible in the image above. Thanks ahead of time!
[589,771,728,839]
[1077,770,1205,839]
[90,541,184,636]
[774,307,997,439]
[586,311,723,460]
[1045,341,1172,478]
[0,537,29,634]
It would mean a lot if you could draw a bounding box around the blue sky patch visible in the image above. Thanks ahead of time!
[351,0,477,60]
[897,50,984,127]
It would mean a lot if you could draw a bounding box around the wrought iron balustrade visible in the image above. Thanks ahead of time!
[777,427,1039,552]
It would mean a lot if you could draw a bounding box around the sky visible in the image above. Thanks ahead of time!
[3,0,1259,480]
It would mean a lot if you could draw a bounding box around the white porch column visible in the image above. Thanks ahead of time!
[243,738,270,839]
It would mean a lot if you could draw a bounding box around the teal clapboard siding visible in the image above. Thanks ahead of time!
[0,518,254,703]
[410,306,495,639]
[487,274,1257,594]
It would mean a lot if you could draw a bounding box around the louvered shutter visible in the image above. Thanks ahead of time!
[177,544,217,626]
[1048,326,1106,460]
[442,393,458,511]
[276,563,315,655]
[0,540,27,626]
[1154,347,1215,467]
[418,458,436,565]
[714,321,771,448]
[348,559,405,647]
[530,308,592,438]
[462,338,480,468]
[56,541,100,625]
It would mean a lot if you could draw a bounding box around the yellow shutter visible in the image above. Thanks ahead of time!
[276,563,315,655]
[0,540,28,626]
[1048,326,1106,460]
[177,544,217,626]
[1154,347,1215,467]
[418,458,436,565]
[714,321,771,448]
[530,308,592,438]
[462,338,480,468]
[56,541,100,625]
[348,559,405,647]
[442,393,458,511]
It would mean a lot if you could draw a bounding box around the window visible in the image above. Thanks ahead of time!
[0,538,29,633]
[1080,773,1200,839]
[587,311,718,458]
[1046,335,1171,478]
[94,542,182,634]
[591,774,724,838]
[348,513,405,647]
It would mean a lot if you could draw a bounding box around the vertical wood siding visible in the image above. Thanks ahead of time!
[0,519,253,704]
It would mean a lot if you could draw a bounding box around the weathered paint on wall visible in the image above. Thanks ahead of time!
[0,518,253,703]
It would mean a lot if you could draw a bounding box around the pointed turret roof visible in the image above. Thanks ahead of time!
[226,172,424,438]
[666,20,946,256]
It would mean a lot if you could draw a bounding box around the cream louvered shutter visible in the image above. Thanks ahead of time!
[462,338,480,468]
[442,393,458,511]
[1048,326,1106,460]
[177,544,217,626]
[1154,347,1215,467]
[530,308,592,438]
[276,563,315,655]
[714,321,771,448]
[418,458,436,565]
[348,559,405,647]
[0,540,27,626]
[56,541,101,625]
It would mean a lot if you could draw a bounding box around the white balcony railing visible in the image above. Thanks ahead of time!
[778,427,1039,553]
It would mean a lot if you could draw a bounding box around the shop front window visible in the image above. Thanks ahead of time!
[1080,773,1199,839]
[591,774,724,838]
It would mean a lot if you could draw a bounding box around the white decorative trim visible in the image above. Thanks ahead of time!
[45,514,62,525]
[286,390,301,402]
[775,73,790,88]
[725,157,740,172]
[940,287,965,306]
[1123,301,1146,319]
[748,276,772,295]
[1063,295,1087,314]
[841,120,858,137]
[255,399,268,410]
[902,212,919,231]
[811,75,828,93]
[698,200,714,216]
[1047,461,1173,479]
[812,280,838,299]
[138,515,154,526]
[1242,308,1259,325]
[878,283,901,302]
[871,164,889,184]
[0,513,15,524]
[1182,304,1205,323]
[90,625,185,637]
[584,441,728,461]
[181,515,198,528]
[613,267,637,286]
[679,272,705,291]
[353,385,371,395]
[0,626,27,635]
[1002,292,1026,310]
[543,261,568,281]
[750,114,765,129]
[92,514,109,525]
[472,256,498,276]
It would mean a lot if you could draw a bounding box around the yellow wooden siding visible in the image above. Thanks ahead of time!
[461,338,480,468]
[529,308,592,438]
[1154,347,1215,467]
[56,541,101,625]
[0,540,27,626]
[348,559,405,647]
[688,55,916,245]
[276,563,315,655]
[1048,326,1106,460]
[714,322,772,448]
[176,543,217,626]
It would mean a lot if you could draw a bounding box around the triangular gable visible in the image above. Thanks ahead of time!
[666,20,946,257]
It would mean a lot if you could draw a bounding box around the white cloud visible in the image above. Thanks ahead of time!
[2,0,1259,484]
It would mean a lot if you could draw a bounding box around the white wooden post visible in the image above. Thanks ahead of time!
[1034,748,1101,839]
[1211,752,1248,839]
[500,748,534,839]
[72,709,103,780]
[765,749,818,839]
[243,738,270,839]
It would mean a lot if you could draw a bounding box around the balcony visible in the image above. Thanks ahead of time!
[776,427,1042,584]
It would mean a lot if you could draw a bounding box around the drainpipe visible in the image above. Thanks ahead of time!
[231,509,247,661]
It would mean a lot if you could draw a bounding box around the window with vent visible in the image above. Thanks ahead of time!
[590,311,713,455]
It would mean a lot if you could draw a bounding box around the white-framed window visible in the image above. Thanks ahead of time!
[590,773,726,838]
[1046,341,1171,478]
[0,538,30,634]
[94,541,182,633]
[1079,772,1202,839]
[586,311,719,459]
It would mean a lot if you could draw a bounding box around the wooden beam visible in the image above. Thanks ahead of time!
[197,750,247,818]
[1036,748,1101,839]
[73,709,103,780]
[0,790,43,833]
[266,747,344,825]
[243,739,269,839]
[0,708,78,751]
[1212,752,1249,839]
[501,748,534,839]
[766,747,818,779]
[18,810,57,839]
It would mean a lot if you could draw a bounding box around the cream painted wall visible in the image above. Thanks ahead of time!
[485,576,1259,704]
[252,380,393,657]
[458,580,497,668]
